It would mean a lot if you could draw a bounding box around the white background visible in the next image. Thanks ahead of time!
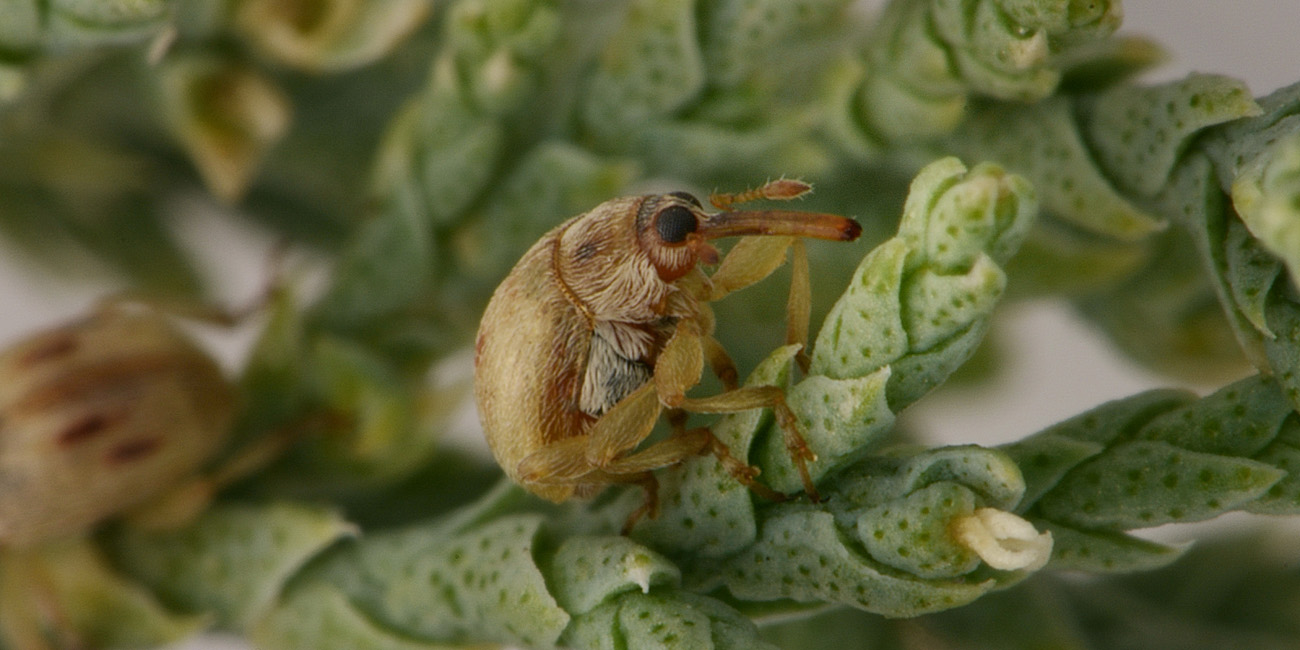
[1,1,1296,648]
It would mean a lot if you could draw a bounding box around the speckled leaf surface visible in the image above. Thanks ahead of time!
[106,502,355,629]
[811,158,1037,412]
[1038,521,1187,573]
[1082,74,1261,197]
[950,98,1163,240]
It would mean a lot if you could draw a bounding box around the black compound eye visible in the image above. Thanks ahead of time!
[667,191,702,208]
[655,205,698,243]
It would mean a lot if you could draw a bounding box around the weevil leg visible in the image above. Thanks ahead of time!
[787,239,812,373]
[518,435,603,485]
[707,236,794,302]
[677,387,821,502]
[652,323,706,408]
[663,409,783,501]
[621,474,660,535]
[583,383,663,467]
[701,334,740,391]
[597,427,711,477]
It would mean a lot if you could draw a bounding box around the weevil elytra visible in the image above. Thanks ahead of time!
[474,180,861,527]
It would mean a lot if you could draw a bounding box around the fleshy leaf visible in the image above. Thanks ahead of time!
[855,481,981,579]
[757,367,894,493]
[811,158,1037,411]
[157,55,292,203]
[320,514,570,648]
[829,445,1027,514]
[1035,440,1284,530]
[854,0,1122,142]
[999,433,1104,512]
[699,0,852,90]
[1082,74,1262,197]
[1230,130,1300,290]
[546,536,681,615]
[562,589,779,650]
[233,0,432,72]
[581,0,703,142]
[251,581,463,650]
[106,502,355,629]
[1137,375,1293,457]
[707,509,997,618]
[1246,437,1300,515]
[1038,521,1187,574]
[950,97,1163,240]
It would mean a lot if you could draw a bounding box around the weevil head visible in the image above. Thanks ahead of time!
[635,190,864,282]
[635,191,716,283]
[555,190,861,320]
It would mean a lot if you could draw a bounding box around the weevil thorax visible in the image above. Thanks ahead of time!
[0,305,235,547]
[555,192,712,322]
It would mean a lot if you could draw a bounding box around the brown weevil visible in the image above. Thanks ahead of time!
[474,180,861,528]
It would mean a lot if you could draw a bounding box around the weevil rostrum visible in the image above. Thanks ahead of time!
[474,180,861,527]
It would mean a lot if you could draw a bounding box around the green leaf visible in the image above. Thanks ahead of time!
[321,513,570,648]
[811,158,1036,409]
[855,482,981,579]
[1082,74,1261,197]
[699,0,852,89]
[106,502,354,629]
[705,509,997,617]
[563,589,779,650]
[546,536,681,615]
[1035,440,1284,529]
[1137,375,1292,457]
[1246,438,1300,515]
[631,345,800,557]
[829,445,1027,514]
[1037,521,1186,573]
[581,0,704,141]
[1033,388,1195,446]
[950,97,1163,240]
[999,433,1104,512]
[252,581,463,650]
[758,367,894,493]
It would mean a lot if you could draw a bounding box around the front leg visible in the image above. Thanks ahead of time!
[707,237,814,371]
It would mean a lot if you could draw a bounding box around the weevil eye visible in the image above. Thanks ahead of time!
[667,191,702,208]
[655,205,698,243]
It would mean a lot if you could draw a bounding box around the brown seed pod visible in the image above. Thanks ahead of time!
[474,180,861,528]
[0,304,235,548]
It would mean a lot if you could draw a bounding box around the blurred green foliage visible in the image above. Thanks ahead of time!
[3,1,1300,649]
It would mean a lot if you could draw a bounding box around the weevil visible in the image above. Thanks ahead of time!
[474,180,861,527]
